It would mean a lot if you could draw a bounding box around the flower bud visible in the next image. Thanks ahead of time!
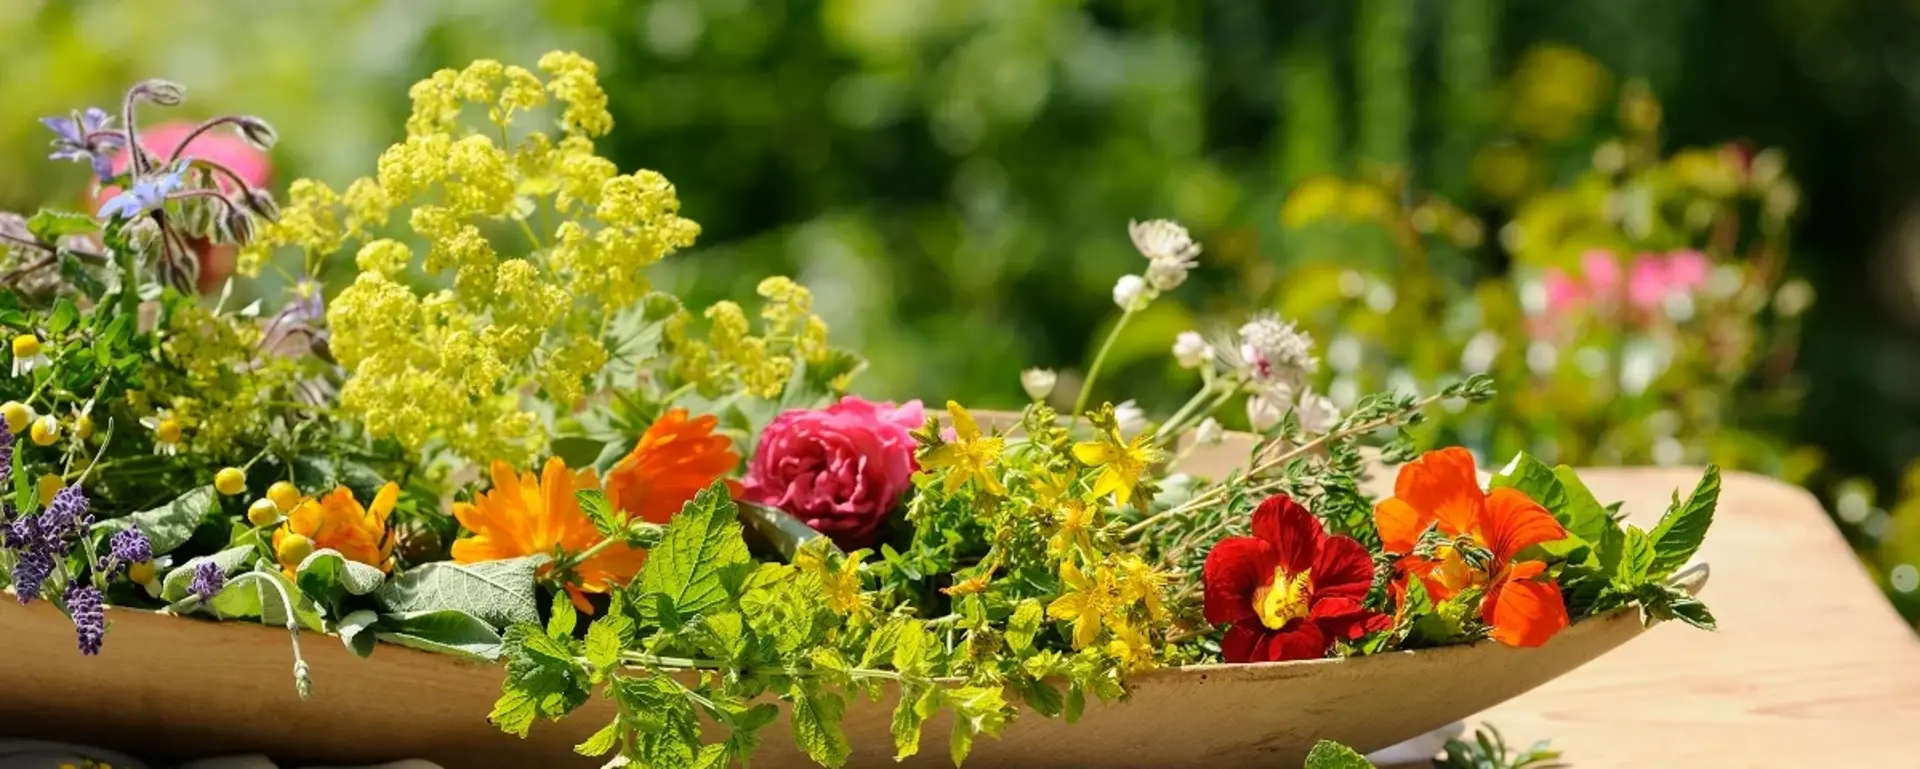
[214,467,247,496]
[36,473,62,506]
[267,481,301,512]
[1112,274,1150,311]
[135,79,187,106]
[29,415,59,446]
[123,216,162,251]
[234,116,279,151]
[1172,331,1212,369]
[276,533,315,566]
[73,412,94,441]
[128,561,156,585]
[1145,257,1189,292]
[1,401,35,434]
[223,205,257,245]
[242,188,280,220]
[1020,368,1057,401]
[1196,417,1224,445]
[248,498,281,527]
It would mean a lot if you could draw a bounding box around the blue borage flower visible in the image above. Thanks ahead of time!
[97,161,191,221]
[40,107,124,184]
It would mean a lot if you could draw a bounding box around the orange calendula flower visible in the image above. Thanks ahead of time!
[274,483,399,576]
[605,408,741,525]
[1375,447,1571,648]
[452,458,649,613]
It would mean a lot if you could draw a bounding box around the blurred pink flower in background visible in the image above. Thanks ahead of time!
[89,120,272,294]
[1536,248,1714,335]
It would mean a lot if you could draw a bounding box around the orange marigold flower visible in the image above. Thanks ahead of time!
[605,408,741,524]
[452,458,648,613]
[273,483,399,576]
[1375,447,1571,647]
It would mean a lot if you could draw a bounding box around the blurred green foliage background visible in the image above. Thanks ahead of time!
[6,0,1920,622]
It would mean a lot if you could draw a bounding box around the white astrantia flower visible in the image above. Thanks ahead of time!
[1131,219,1201,292]
[1236,312,1317,390]
[1020,368,1057,401]
[1112,274,1150,311]
[1293,388,1341,434]
[1171,331,1212,369]
[1245,391,1287,432]
[1113,400,1147,434]
[1195,417,1223,445]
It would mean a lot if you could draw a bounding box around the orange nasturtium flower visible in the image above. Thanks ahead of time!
[273,483,399,576]
[453,458,647,613]
[605,408,742,525]
[1374,448,1571,647]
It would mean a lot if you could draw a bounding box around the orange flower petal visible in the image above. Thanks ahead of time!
[1391,448,1484,538]
[1482,487,1569,564]
[1374,497,1430,554]
[1483,570,1568,647]
[607,408,739,525]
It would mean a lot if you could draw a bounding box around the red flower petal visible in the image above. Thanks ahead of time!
[1482,488,1569,565]
[1220,622,1265,663]
[1203,536,1277,626]
[1308,596,1389,641]
[1484,569,1569,647]
[1251,494,1324,574]
[1253,619,1330,662]
[1309,534,1376,602]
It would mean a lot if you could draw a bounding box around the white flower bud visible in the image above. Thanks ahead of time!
[1145,257,1190,292]
[1172,331,1212,369]
[1020,368,1057,401]
[1246,393,1286,432]
[1114,400,1147,434]
[1195,417,1223,445]
[1129,219,1201,264]
[1294,389,1341,434]
[1112,274,1150,311]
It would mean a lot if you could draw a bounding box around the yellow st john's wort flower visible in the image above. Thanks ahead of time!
[919,401,1006,495]
[1048,499,1097,559]
[274,483,399,576]
[1072,422,1160,508]
[1046,559,1125,649]
[796,541,868,617]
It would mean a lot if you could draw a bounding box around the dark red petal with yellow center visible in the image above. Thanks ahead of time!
[1308,596,1392,641]
[1481,487,1569,565]
[1483,560,1569,647]
[1251,494,1324,574]
[1308,534,1375,603]
[1203,536,1277,626]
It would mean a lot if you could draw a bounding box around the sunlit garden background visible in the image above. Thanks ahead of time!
[6,0,1920,624]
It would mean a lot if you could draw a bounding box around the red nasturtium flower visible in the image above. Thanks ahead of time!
[1374,447,1570,648]
[1203,495,1387,662]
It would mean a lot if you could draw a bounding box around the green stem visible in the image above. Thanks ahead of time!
[1072,307,1137,426]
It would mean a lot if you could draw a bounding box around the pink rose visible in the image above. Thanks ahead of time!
[743,396,926,549]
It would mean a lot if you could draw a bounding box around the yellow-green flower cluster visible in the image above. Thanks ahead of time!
[667,276,838,398]
[248,52,700,466]
[149,305,299,456]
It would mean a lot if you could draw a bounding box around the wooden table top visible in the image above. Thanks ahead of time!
[1428,468,1920,767]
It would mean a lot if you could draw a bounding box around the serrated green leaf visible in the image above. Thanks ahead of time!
[692,744,729,769]
[696,611,748,664]
[638,481,750,623]
[889,683,931,760]
[97,485,215,556]
[1649,466,1720,579]
[585,614,635,671]
[861,618,906,669]
[948,685,1008,766]
[296,548,387,599]
[789,682,850,768]
[892,619,932,677]
[1304,740,1377,769]
[338,609,379,658]
[1006,599,1043,654]
[1015,676,1063,718]
[576,720,622,757]
[1491,453,1569,514]
[161,546,258,602]
[549,592,579,639]
[490,689,540,738]
[1551,465,1612,547]
[375,609,506,661]
[25,209,97,241]
[519,623,577,662]
[1617,526,1654,585]
[495,624,592,737]
[374,556,544,629]
[575,488,622,539]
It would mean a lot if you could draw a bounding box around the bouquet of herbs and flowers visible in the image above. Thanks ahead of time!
[0,53,1717,769]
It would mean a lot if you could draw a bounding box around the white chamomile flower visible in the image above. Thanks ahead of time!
[1172,331,1213,369]
[11,334,49,377]
[141,409,183,456]
[1112,274,1150,311]
[1020,368,1057,401]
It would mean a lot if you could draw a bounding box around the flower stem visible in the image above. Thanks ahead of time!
[1072,307,1137,426]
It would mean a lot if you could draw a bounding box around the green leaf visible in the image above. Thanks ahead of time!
[376,609,507,661]
[890,683,934,760]
[1616,526,1654,585]
[296,548,388,599]
[181,570,325,633]
[948,685,1008,766]
[574,488,622,539]
[1648,466,1720,579]
[493,624,591,737]
[552,437,611,472]
[1304,740,1377,769]
[25,209,97,241]
[489,689,540,738]
[1551,465,1613,547]
[46,298,78,334]
[548,592,579,639]
[1063,683,1086,723]
[161,546,258,602]
[374,556,544,629]
[338,609,379,658]
[1491,453,1569,513]
[789,682,850,768]
[1005,599,1043,654]
[696,611,748,664]
[576,720,622,757]
[518,622,577,662]
[584,614,635,671]
[1015,676,1063,718]
[97,485,216,556]
[637,481,750,623]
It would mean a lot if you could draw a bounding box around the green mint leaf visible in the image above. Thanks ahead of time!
[549,592,579,639]
[1005,599,1043,654]
[1304,740,1377,768]
[518,622,577,663]
[374,556,545,629]
[948,685,1009,766]
[96,485,215,556]
[575,720,621,757]
[1551,465,1613,547]
[494,624,591,736]
[584,614,635,672]
[25,209,97,242]
[575,488,622,539]
[1616,526,1654,586]
[1015,676,1063,718]
[1063,683,1086,723]
[296,548,388,599]
[489,689,540,738]
[693,744,729,769]
[695,611,748,664]
[891,619,933,677]
[1490,452,1569,515]
[861,618,906,669]
[1648,465,1720,579]
[376,609,506,662]
[638,481,751,623]
[788,681,851,768]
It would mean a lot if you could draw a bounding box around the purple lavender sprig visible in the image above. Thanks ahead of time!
[189,559,226,602]
[65,582,106,656]
[5,483,92,605]
[98,527,153,575]
[0,419,14,489]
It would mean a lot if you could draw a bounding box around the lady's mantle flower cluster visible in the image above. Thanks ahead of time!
[667,276,841,399]
[249,52,701,466]
[1112,219,1201,310]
